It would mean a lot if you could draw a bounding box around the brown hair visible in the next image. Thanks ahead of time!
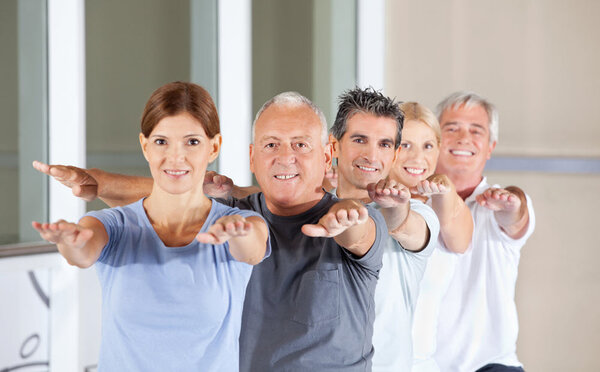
[140,81,220,138]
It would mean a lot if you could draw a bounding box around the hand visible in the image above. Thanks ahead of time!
[32,160,98,201]
[31,220,93,248]
[301,199,369,237]
[476,187,522,212]
[322,165,338,191]
[203,171,234,199]
[367,178,411,208]
[413,174,451,196]
[196,215,253,244]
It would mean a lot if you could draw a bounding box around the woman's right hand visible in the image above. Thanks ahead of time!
[32,220,94,249]
[413,174,453,196]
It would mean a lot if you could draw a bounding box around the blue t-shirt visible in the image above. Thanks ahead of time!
[226,192,386,372]
[86,199,270,372]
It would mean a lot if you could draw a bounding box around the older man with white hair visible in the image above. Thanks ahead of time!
[411,91,535,372]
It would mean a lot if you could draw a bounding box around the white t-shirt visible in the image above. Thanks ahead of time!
[372,199,440,372]
[412,178,536,372]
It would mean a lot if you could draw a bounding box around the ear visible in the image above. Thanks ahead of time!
[324,142,333,172]
[392,144,401,163]
[139,133,149,162]
[249,143,255,174]
[329,133,340,159]
[208,133,222,163]
[486,141,497,159]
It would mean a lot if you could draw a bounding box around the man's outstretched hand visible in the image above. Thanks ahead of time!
[301,199,369,238]
[33,160,98,201]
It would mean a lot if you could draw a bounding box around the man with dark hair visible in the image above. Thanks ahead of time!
[328,87,440,372]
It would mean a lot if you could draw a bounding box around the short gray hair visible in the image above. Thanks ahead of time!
[436,91,499,144]
[252,91,328,145]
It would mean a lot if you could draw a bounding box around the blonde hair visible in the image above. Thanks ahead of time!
[399,102,440,143]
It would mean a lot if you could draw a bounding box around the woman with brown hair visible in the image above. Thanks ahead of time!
[33,82,270,371]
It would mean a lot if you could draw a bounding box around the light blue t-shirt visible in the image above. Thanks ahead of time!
[371,199,440,372]
[86,199,270,372]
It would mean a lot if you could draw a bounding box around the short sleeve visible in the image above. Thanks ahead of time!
[83,207,126,264]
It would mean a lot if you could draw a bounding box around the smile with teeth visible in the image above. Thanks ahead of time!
[274,174,298,180]
[164,170,189,176]
[450,150,474,156]
[356,165,377,172]
[404,167,425,175]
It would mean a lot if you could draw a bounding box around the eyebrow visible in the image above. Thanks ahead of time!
[259,135,313,142]
[150,133,205,138]
[350,133,394,143]
[442,121,487,131]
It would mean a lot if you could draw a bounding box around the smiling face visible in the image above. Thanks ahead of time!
[436,103,496,184]
[140,112,221,195]
[250,103,332,216]
[389,119,439,187]
[332,112,398,198]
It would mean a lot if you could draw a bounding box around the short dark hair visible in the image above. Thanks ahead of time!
[140,81,220,139]
[331,87,404,149]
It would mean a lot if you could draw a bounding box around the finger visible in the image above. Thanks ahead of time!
[32,160,51,175]
[301,223,330,237]
[196,232,218,244]
[335,209,350,226]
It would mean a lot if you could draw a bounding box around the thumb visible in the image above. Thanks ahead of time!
[301,223,329,237]
[196,232,218,244]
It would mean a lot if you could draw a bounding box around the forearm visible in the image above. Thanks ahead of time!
[227,216,268,265]
[388,210,430,252]
[231,185,261,199]
[334,218,376,257]
[88,168,153,207]
[495,186,529,239]
[432,192,473,253]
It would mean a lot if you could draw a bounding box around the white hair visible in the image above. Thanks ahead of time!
[251,91,328,145]
[436,91,499,144]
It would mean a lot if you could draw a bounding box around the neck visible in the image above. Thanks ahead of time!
[144,185,212,229]
[336,177,371,203]
[448,173,482,200]
[265,190,326,217]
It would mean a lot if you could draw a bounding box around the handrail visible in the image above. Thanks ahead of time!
[0,241,57,258]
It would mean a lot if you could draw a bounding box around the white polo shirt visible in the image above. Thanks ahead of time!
[412,177,536,372]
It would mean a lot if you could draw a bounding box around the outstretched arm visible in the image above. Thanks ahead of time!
[476,186,529,239]
[32,216,108,268]
[413,174,473,253]
[196,215,268,265]
[368,178,429,252]
[33,160,152,207]
[301,199,376,257]
[203,171,261,199]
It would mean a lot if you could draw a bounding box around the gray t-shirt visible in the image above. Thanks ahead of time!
[229,192,386,371]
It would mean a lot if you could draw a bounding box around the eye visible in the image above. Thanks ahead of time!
[187,138,200,145]
[353,138,365,144]
[380,141,392,149]
[444,126,456,133]
[293,142,311,152]
[400,142,410,149]
[154,138,166,145]
[424,143,434,150]
[264,143,277,150]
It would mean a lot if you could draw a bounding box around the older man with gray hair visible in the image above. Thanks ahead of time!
[412,91,535,372]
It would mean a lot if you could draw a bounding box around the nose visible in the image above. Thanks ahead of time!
[361,143,378,162]
[456,128,471,144]
[276,144,296,164]
[167,143,186,163]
